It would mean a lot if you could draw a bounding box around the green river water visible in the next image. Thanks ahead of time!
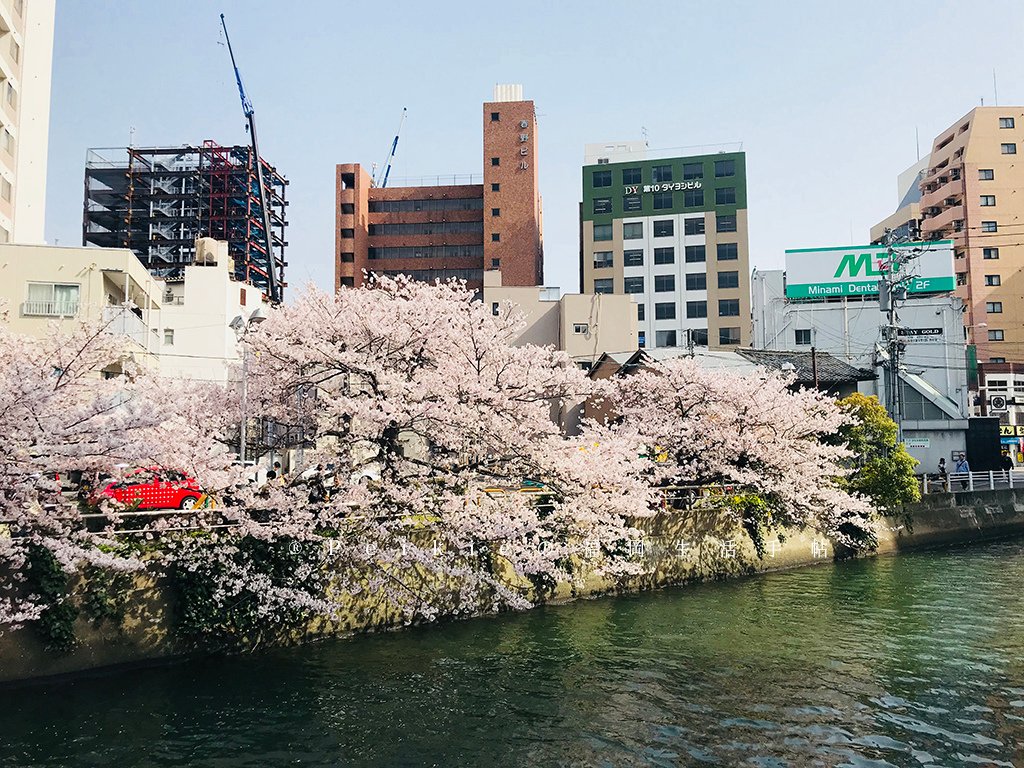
[2,539,1024,767]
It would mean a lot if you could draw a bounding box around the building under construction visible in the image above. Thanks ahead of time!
[83,141,288,298]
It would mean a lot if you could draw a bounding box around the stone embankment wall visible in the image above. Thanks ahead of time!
[3,488,1023,685]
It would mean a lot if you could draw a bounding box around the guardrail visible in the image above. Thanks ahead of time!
[921,469,1024,494]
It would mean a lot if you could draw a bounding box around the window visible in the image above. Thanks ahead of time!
[654,274,675,292]
[655,330,677,347]
[652,165,673,183]
[491,258,500,268]
[491,302,500,316]
[491,233,500,242]
[982,221,998,232]
[683,189,704,207]
[683,163,703,180]
[653,191,673,209]
[340,252,354,263]
[988,330,1005,341]
[717,215,737,233]
[685,245,706,263]
[714,159,736,177]
[492,207,501,216]
[986,274,1001,286]
[622,168,641,184]
[684,217,705,235]
[593,197,612,214]
[719,299,740,317]
[638,331,646,348]
[340,203,354,214]
[164,329,175,345]
[981,195,996,207]
[593,169,612,187]
[593,251,613,269]
[956,272,967,286]
[718,271,739,289]
[623,222,643,239]
[654,247,675,265]
[339,276,354,288]
[573,323,589,335]
[340,228,354,239]
[691,329,709,346]
[624,276,645,294]
[491,157,500,166]
[624,249,644,267]
[979,169,994,180]
[685,273,707,291]
[984,247,999,259]
[1001,143,1017,154]
[6,83,15,108]
[1000,117,1015,129]
[991,357,1007,364]
[987,301,1003,313]
[623,195,642,211]
[25,283,80,316]
[653,220,674,237]
[637,303,645,321]
[491,183,500,192]
[491,111,500,122]
[686,301,707,319]
[594,223,612,241]
[655,302,676,320]
[719,327,741,346]
[594,278,613,294]
[717,243,738,261]
[715,187,736,205]
[795,329,812,346]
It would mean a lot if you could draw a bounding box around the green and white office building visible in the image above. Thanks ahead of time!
[580,142,750,349]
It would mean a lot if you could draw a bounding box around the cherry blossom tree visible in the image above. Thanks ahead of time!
[607,357,875,547]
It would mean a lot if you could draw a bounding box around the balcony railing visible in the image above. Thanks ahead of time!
[102,306,152,349]
[22,301,80,317]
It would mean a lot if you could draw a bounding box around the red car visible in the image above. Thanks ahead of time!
[100,468,203,510]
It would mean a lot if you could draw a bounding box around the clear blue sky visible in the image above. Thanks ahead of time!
[46,0,1024,297]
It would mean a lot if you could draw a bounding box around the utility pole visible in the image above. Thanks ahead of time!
[878,227,920,444]
[811,346,819,389]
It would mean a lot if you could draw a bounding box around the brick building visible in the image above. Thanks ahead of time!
[335,85,543,292]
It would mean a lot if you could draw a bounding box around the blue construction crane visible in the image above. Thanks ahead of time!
[374,108,407,188]
[220,13,280,304]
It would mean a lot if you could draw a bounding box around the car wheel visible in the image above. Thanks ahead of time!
[179,495,200,510]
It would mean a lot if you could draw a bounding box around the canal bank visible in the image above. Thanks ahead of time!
[3,487,1024,685]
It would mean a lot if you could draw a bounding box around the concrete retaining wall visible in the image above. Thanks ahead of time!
[3,488,1024,685]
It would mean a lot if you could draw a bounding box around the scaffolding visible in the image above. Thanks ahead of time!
[83,141,288,298]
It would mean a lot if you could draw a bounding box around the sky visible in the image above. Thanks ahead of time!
[46,0,1024,298]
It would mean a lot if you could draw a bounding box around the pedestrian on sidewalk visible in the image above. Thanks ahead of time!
[1001,452,1013,482]
[955,453,971,490]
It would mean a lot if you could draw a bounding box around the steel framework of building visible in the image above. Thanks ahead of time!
[83,141,288,298]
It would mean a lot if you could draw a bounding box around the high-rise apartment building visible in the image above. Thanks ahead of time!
[335,85,544,292]
[579,142,750,350]
[915,107,1024,366]
[0,0,54,244]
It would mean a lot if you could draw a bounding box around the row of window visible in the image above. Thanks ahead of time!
[635,299,740,321]
[594,243,738,268]
[595,271,739,294]
[367,245,484,260]
[593,187,736,214]
[594,216,736,241]
[367,221,484,236]
[368,198,483,213]
[592,159,736,188]
[639,328,741,348]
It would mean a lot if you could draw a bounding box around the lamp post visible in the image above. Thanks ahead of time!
[230,307,267,463]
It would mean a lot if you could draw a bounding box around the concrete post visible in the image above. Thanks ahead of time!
[969,472,975,492]
[989,470,995,490]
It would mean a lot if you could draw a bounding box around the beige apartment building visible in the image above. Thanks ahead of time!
[916,107,1024,365]
[0,0,54,243]
[0,243,163,363]
[483,270,638,370]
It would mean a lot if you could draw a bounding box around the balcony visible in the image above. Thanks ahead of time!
[921,203,965,236]
[920,176,963,210]
[102,306,153,349]
[22,301,79,317]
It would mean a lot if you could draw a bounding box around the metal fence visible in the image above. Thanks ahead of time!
[921,470,1024,494]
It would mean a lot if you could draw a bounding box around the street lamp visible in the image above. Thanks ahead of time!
[231,308,267,463]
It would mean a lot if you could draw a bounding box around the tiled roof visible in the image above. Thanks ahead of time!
[734,348,876,384]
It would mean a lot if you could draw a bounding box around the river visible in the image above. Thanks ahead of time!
[2,539,1024,767]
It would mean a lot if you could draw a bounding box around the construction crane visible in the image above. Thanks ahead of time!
[219,13,280,304]
[373,108,407,188]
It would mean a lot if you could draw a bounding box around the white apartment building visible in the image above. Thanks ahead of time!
[0,0,54,243]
